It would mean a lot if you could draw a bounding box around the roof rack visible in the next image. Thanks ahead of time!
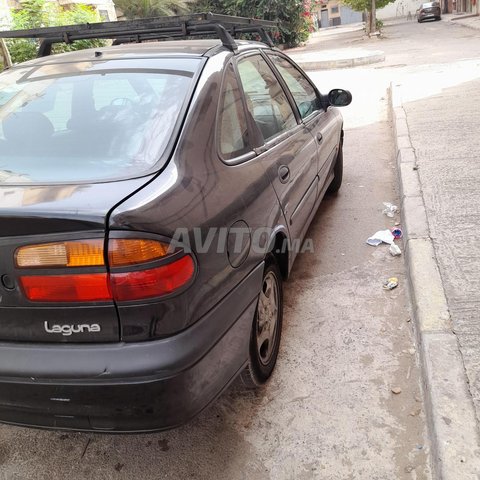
[0,13,279,57]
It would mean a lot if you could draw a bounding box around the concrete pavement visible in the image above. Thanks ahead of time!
[287,26,386,70]
[449,13,480,31]
[390,81,480,479]
[289,47,385,70]
[300,17,480,478]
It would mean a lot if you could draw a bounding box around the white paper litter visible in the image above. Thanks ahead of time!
[389,243,402,256]
[367,229,395,246]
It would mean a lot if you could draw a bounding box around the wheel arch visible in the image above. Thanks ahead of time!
[266,227,290,281]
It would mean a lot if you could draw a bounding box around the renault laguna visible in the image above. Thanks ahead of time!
[0,14,351,432]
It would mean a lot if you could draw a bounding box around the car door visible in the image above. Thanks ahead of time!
[266,53,339,193]
[236,52,319,244]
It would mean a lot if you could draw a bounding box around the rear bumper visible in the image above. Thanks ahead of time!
[419,10,440,19]
[0,263,263,432]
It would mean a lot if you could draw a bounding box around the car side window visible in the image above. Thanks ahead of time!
[268,55,321,120]
[218,63,251,160]
[237,54,297,143]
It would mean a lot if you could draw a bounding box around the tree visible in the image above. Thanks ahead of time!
[115,0,190,19]
[341,0,394,34]
[0,39,11,68]
[193,0,314,47]
[6,0,106,64]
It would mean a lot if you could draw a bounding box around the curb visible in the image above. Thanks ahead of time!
[447,14,480,32]
[291,51,385,70]
[449,13,479,21]
[389,83,480,479]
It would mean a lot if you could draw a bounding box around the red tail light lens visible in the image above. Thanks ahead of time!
[17,238,195,303]
[20,273,111,302]
[110,255,195,301]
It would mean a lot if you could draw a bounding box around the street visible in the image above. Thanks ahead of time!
[1,18,480,480]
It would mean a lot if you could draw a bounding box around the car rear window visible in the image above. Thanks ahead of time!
[0,57,201,184]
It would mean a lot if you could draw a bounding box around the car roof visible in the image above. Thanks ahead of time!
[10,39,272,68]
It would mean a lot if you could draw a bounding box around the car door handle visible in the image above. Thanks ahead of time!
[278,165,290,184]
[316,132,323,143]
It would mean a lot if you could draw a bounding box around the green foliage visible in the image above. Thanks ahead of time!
[115,0,190,19]
[342,0,395,12]
[193,0,314,47]
[6,0,106,65]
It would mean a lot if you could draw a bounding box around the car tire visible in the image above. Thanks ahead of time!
[327,141,343,195]
[240,255,283,389]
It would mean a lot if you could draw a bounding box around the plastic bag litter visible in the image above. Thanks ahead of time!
[367,229,395,246]
[382,202,399,218]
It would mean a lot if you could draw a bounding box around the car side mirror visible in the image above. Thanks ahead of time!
[328,88,352,107]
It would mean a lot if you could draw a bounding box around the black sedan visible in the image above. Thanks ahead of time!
[0,18,351,432]
[417,2,442,22]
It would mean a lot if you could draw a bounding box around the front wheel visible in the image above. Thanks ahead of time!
[327,141,343,195]
[241,256,283,388]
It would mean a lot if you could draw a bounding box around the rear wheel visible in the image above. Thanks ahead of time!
[241,256,283,388]
[327,141,343,195]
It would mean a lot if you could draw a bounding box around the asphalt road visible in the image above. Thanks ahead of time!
[3,18,479,480]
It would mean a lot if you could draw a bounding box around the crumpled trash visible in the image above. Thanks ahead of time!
[389,243,402,256]
[367,229,395,246]
[383,277,399,290]
[383,202,399,218]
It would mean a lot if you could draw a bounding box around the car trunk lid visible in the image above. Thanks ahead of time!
[0,178,151,343]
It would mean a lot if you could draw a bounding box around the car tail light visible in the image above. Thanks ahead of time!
[16,238,195,303]
[20,273,111,302]
[16,240,105,268]
[108,239,169,266]
[110,255,195,301]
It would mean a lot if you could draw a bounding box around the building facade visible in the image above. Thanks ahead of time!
[378,0,479,17]
[0,0,11,29]
[314,0,480,23]
[313,1,363,28]
[57,0,116,21]
[7,0,116,21]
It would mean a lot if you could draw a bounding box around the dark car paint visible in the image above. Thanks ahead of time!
[109,48,342,339]
[0,263,262,432]
[0,40,346,431]
[0,177,153,342]
[417,2,441,21]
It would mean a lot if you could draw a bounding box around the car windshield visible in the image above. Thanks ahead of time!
[0,57,201,184]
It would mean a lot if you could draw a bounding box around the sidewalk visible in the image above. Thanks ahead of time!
[287,23,385,70]
[448,13,480,31]
[390,76,480,478]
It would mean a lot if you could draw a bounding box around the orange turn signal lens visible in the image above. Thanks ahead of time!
[108,239,169,266]
[16,240,105,268]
